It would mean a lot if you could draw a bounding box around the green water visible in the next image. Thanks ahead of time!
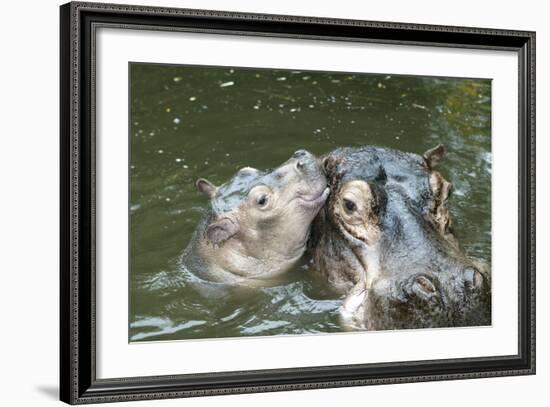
[129,63,491,342]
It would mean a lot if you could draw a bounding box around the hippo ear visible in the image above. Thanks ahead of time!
[196,178,217,199]
[423,144,445,169]
[206,218,239,245]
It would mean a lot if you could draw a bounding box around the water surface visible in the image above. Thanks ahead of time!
[129,63,491,342]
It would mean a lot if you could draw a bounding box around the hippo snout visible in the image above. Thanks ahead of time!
[292,149,317,165]
[293,150,313,169]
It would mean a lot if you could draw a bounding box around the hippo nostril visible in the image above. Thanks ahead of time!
[293,149,307,158]
[464,267,484,290]
[417,276,435,293]
[404,274,438,301]
[296,161,305,170]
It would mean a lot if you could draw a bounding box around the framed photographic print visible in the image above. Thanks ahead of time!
[60,1,536,404]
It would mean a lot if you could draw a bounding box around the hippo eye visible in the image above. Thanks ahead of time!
[257,195,268,207]
[343,198,356,213]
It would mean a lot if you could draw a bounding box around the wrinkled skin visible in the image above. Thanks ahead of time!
[310,145,491,330]
[182,150,329,285]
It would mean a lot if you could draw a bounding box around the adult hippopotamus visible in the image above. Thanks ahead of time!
[182,149,329,285]
[309,145,491,330]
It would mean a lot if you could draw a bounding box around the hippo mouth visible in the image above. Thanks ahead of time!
[296,187,330,209]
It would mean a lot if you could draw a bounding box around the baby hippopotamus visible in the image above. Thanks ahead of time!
[182,150,329,285]
[310,145,491,330]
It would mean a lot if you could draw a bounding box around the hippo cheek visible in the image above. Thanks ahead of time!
[205,217,239,246]
[332,207,379,252]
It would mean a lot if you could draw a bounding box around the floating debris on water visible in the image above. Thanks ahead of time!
[157,149,164,154]
[253,105,260,110]
[165,197,171,202]
[308,104,315,108]
[412,103,427,110]
[149,131,155,136]
[165,107,171,112]
[173,118,181,124]
[377,82,385,89]
[225,153,230,157]
[302,76,310,80]
[173,77,182,82]
[189,96,196,101]
[175,158,184,163]
[277,77,287,81]
[220,81,234,88]
[183,164,189,169]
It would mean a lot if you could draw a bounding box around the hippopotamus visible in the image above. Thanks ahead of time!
[182,149,329,285]
[309,145,491,330]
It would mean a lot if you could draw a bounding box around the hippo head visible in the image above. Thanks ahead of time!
[310,145,490,329]
[194,149,329,282]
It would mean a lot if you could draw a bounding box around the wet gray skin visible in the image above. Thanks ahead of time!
[182,149,329,285]
[309,145,491,330]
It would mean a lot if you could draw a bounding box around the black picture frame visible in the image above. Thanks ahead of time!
[60,1,536,404]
